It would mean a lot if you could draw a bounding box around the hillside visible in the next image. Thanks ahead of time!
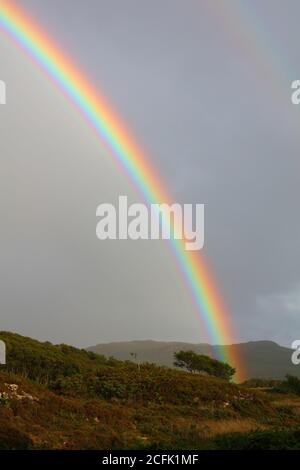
[1,331,300,449]
[87,340,300,380]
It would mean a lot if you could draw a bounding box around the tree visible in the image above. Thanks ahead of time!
[130,352,140,372]
[174,350,235,381]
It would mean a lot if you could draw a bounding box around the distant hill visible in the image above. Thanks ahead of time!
[87,340,300,380]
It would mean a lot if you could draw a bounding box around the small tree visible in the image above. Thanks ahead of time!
[174,350,202,373]
[174,350,235,381]
[130,352,140,372]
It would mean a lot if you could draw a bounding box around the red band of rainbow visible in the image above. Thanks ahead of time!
[0,0,244,381]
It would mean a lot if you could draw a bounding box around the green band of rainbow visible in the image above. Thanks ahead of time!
[0,0,244,381]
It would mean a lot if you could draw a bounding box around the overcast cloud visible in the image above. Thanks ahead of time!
[1,0,300,347]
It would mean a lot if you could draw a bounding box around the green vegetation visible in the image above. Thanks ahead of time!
[281,375,300,395]
[0,331,299,450]
[242,375,300,396]
[241,378,282,389]
[0,331,119,384]
[174,350,235,381]
[214,428,300,450]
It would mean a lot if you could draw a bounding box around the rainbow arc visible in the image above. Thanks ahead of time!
[0,0,244,381]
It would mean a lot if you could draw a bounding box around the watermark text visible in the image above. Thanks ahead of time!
[96,196,204,251]
[0,80,6,105]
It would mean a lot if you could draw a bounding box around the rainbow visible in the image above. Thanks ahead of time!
[0,0,244,381]
[204,0,291,106]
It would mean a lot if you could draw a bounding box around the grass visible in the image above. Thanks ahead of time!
[0,331,300,449]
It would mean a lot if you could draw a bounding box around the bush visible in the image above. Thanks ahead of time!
[214,428,300,450]
[0,425,32,450]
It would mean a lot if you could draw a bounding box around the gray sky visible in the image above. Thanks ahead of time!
[1,0,300,347]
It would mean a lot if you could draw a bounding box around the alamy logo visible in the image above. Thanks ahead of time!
[0,80,6,105]
[96,196,204,251]
[0,341,6,365]
[291,340,300,365]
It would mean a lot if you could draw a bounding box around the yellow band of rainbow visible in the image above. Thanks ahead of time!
[0,0,244,381]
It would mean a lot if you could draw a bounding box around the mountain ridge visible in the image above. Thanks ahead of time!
[87,339,299,380]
